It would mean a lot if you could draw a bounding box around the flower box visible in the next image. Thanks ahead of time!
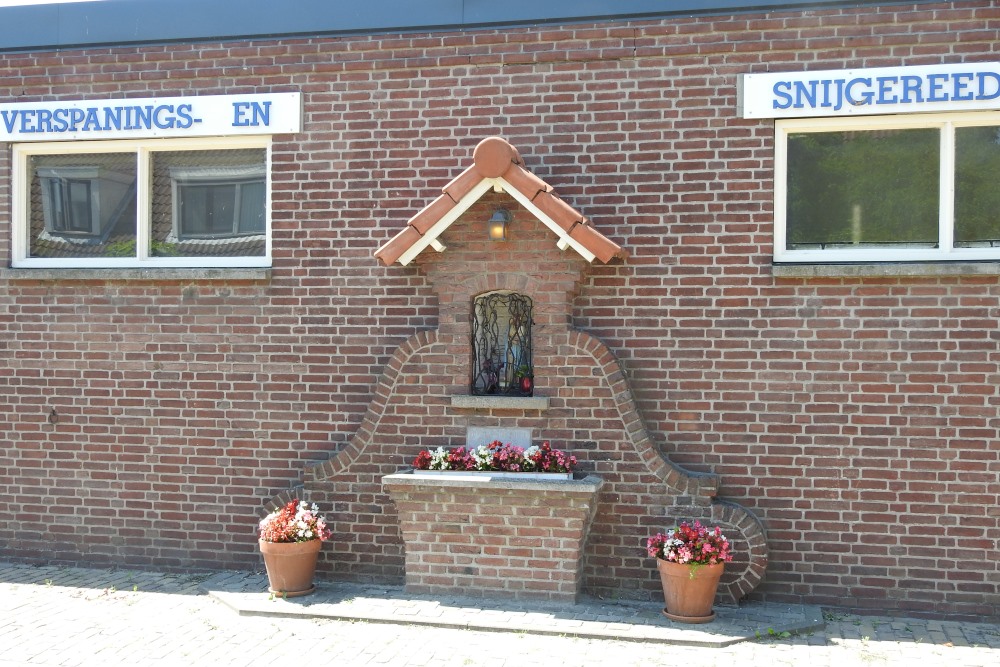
[411,441,576,476]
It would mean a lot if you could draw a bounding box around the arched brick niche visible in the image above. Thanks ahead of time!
[288,138,767,603]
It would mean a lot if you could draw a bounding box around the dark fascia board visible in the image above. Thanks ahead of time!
[1,0,912,52]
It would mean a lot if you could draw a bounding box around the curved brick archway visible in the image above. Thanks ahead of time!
[275,142,768,603]
[286,319,767,602]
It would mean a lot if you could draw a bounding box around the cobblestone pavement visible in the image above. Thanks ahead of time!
[1,562,998,666]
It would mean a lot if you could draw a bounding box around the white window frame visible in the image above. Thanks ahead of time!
[775,111,1000,264]
[12,136,272,269]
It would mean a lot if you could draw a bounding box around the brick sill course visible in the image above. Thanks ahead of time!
[1,268,271,281]
[772,262,1000,278]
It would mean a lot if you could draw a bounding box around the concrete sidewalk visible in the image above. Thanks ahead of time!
[1,561,998,666]
[202,570,823,647]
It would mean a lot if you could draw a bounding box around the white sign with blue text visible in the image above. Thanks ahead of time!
[738,63,1000,119]
[0,92,301,141]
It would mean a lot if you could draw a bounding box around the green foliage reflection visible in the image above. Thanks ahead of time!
[955,126,1000,247]
[786,129,939,248]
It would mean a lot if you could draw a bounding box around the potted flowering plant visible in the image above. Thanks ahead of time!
[258,499,333,597]
[646,521,733,624]
[412,440,576,478]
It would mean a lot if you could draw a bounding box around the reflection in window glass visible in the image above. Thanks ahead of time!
[151,149,266,258]
[28,153,137,258]
[786,129,939,249]
[955,126,1000,248]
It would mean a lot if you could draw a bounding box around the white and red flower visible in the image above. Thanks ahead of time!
[258,499,333,543]
[413,440,576,473]
[646,521,733,565]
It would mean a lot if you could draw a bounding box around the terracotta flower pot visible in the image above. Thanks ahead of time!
[258,539,322,597]
[656,558,724,623]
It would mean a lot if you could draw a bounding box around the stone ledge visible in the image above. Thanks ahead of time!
[773,262,1000,278]
[201,572,827,647]
[383,471,603,493]
[450,395,550,410]
[1,267,272,282]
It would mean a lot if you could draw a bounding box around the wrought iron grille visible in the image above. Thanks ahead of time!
[471,292,533,396]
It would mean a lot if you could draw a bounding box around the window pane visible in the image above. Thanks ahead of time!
[28,153,137,259]
[238,180,266,234]
[786,129,939,249]
[151,148,266,258]
[179,183,237,237]
[954,126,1000,247]
[178,185,210,235]
[65,180,94,232]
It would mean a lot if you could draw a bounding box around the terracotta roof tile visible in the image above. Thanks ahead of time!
[374,136,626,267]
[570,223,625,264]
[374,226,423,266]
[531,190,584,233]
[501,162,551,201]
[408,194,455,234]
[442,166,481,203]
[510,146,524,168]
[473,136,519,178]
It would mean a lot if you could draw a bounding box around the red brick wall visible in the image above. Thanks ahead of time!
[384,474,604,602]
[1,1,998,619]
[301,204,766,604]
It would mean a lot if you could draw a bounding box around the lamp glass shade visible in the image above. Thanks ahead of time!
[488,209,510,241]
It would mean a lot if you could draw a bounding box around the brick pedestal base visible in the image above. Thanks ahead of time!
[383,472,604,602]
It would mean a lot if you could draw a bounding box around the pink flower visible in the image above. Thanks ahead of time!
[645,521,733,565]
[259,499,333,543]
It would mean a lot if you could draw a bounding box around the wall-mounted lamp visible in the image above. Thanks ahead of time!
[487,208,511,241]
